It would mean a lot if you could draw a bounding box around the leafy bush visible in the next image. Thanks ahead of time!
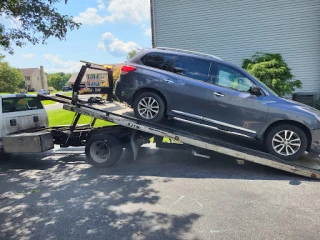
[242,52,302,96]
[48,86,56,92]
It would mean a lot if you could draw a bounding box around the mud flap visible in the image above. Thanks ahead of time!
[130,130,140,161]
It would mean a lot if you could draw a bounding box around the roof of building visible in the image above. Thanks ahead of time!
[67,73,79,84]
[19,68,38,76]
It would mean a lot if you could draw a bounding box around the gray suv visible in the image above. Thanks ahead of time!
[115,47,320,161]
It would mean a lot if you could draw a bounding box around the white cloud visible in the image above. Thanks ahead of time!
[101,32,140,57]
[22,54,35,59]
[43,54,82,73]
[74,0,150,25]
[73,8,106,25]
[97,0,106,9]
[144,28,151,37]
[97,42,106,51]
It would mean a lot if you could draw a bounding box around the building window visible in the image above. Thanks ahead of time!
[25,76,30,81]
[100,74,106,80]
[88,74,100,80]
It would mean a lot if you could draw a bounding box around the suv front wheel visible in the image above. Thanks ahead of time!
[133,92,165,123]
[264,124,308,161]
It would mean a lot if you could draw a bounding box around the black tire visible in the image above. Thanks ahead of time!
[264,124,308,161]
[85,134,123,167]
[133,92,165,123]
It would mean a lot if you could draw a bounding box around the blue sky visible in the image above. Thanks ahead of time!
[1,0,152,73]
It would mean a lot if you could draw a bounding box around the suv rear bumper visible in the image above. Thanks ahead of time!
[308,128,320,160]
[115,81,134,105]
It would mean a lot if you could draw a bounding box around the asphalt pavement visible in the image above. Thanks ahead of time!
[1,145,320,240]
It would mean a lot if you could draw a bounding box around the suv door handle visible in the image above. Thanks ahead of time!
[213,92,224,97]
[164,79,174,84]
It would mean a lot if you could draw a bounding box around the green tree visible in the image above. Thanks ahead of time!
[0,0,81,54]
[47,72,71,90]
[0,55,24,92]
[61,72,72,86]
[47,73,63,91]
[127,50,138,60]
[242,52,302,96]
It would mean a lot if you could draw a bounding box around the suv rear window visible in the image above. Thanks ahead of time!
[141,52,176,70]
[171,56,211,82]
[2,97,43,113]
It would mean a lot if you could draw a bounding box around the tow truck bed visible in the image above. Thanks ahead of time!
[52,97,320,179]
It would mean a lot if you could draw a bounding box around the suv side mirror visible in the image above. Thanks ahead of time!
[250,85,262,96]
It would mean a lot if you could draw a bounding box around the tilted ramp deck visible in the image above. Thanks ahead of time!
[47,95,320,179]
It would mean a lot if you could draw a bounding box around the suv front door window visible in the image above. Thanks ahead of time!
[216,64,254,92]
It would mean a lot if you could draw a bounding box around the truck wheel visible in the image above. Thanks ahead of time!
[264,124,308,161]
[133,92,165,123]
[85,134,123,167]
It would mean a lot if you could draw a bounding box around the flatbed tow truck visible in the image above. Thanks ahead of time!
[3,61,320,179]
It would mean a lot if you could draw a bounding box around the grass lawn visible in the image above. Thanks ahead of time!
[62,92,73,97]
[42,100,57,105]
[47,109,114,127]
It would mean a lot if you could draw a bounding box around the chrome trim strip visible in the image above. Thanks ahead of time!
[172,110,203,120]
[202,117,256,134]
[172,109,256,134]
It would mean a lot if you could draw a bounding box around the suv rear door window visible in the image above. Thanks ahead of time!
[2,97,43,113]
[141,53,176,70]
[171,56,211,82]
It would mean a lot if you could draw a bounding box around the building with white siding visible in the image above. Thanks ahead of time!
[150,0,320,105]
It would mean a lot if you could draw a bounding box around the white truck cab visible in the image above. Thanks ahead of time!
[0,94,49,151]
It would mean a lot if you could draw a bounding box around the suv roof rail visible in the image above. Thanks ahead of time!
[156,47,222,60]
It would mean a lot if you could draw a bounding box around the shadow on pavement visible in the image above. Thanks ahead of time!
[0,147,317,239]
[0,147,314,182]
[0,154,201,240]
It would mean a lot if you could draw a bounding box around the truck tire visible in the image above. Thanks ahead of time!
[133,92,165,123]
[264,124,308,161]
[85,134,123,167]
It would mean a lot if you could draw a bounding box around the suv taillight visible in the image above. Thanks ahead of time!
[121,65,136,75]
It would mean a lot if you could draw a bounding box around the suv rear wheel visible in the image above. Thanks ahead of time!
[264,124,308,161]
[133,92,165,123]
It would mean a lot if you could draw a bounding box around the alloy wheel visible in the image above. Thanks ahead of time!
[137,97,160,119]
[271,130,301,156]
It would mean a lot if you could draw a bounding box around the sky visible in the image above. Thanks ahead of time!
[0,0,152,73]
